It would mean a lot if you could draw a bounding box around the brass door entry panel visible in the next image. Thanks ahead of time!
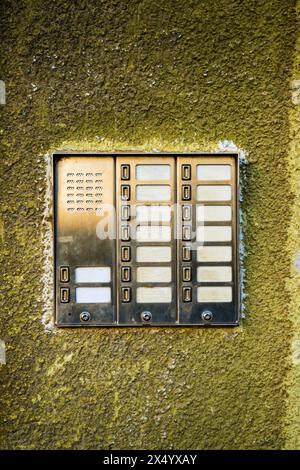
[54,153,239,326]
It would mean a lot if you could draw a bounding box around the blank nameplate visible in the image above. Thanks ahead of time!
[136,205,171,222]
[136,246,172,263]
[196,205,232,222]
[137,287,172,303]
[136,165,170,181]
[136,185,171,201]
[76,287,111,303]
[197,246,232,262]
[197,266,232,282]
[136,225,171,242]
[137,267,172,283]
[75,267,111,283]
[197,287,232,303]
[197,165,231,180]
[197,185,231,201]
[197,226,232,242]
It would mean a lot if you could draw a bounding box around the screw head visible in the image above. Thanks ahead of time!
[80,311,91,322]
[141,311,152,323]
[202,310,213,322]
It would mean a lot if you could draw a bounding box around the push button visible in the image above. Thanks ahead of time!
[60,287,70,303]
[182,266,192,282]
[121,226,130,241]
[183,287,192,302]
[121,266,131,282]
[182,205,191,221]
[121,205,130,221]
[182,164,191,180]
[182,226,191,241]
[182,185,191,200]
[60,266,70,283]
[121,287,131,302]
[121,164,130,180]
[121,185,130,201]
[182,246,191,261]
[121,246,131,262]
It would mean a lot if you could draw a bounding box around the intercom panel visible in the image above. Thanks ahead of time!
[54,153,239,326]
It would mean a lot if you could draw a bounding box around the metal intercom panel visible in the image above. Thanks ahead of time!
[54,153,239,327]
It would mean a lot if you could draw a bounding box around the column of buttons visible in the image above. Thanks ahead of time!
[181,165,192,302]
[59,266,70,303]
[120,165,132,302]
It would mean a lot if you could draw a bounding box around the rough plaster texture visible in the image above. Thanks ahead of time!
[0,0,299,449]
[283,1,300,450]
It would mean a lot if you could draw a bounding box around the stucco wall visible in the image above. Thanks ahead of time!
[0,0,299,449]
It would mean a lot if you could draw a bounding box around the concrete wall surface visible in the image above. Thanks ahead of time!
[1,0,300,450]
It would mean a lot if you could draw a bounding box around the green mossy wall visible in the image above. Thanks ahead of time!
[0,0,299,449]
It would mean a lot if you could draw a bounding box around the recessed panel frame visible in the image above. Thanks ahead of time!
[54,152,239,327]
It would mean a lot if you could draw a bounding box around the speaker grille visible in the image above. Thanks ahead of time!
[66,171,103,212]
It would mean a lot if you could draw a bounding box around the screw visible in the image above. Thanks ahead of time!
[80,311,91,322]
[202,310,213,322]
[141,311,152,323]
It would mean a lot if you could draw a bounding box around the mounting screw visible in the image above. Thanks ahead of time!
[141,311,152,323]
[202,310,213,322]
[80,311,91,322]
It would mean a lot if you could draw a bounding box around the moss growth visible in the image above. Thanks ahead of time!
[0,0,298,449]
[282,0,300,450]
